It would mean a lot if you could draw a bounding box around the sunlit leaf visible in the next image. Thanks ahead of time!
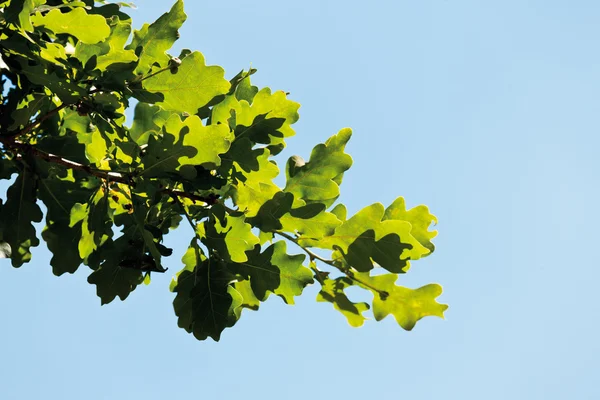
[31,8,111,44]
[127,0,186,74]
[356,272,447,330]
[138,51,230,114]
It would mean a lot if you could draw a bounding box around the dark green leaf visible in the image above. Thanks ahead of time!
[0,168,44,267]
[171,240,242,341]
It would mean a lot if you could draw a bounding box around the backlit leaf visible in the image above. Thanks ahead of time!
[31,8,110,44]
[304,202,428,273]
[356,272,447,330]
[317,276,370,327]
[383,197,438,254]
[284,128,353,204]
[138,51,230,114]
[227,241,313,304]
[127,0,186,74]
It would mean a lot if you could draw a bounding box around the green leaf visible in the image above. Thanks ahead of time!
[138,51,230,114]
[383,197,438,254]
[230,147,281,218]
[331,203,347,221]
[172,241,243,341]
[127,0,186,74]
[3,0,45,32]
[279,201,342,240]
[235,88,300,141]
[227,241,313,304]
[247,191,293,232]
[284,128,353,204]
[304,202,429,273]
[0,168,44,267]
[129,102,167,145]
[69,187,113,260]
[9,93,49,131]
[39,42,67,65]
[235,75,259,103]
[233,279,260,312]
[200,208,260,263]
[74,15,137,70]
[20,63,84,102]
[78,128,108,166]
[317,276,370,327]
[356,272,447,330]
[125,198,168,273]
[163,114,233,169]
[87,236,145,305]
[140,114,233,177]
[38,169,94,275]
[31,8,111,44]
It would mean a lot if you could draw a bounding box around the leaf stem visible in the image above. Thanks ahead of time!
[130,66,172,85]
[274,231,334,264]
[7,102,69,140]
[168,189,198,233]
[273,231,388,297]
[1,138,218,218]
[164,189,215,205]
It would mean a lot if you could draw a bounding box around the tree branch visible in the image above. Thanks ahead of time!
[3,140,133,184]
[1,138,220,216]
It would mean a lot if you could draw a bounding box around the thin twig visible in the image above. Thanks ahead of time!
[164,189,213,204]
[275,231,335,265]
[273,231,388,296]
[168,190,199,233]
[2,140,133,184]
[9,103,69,140]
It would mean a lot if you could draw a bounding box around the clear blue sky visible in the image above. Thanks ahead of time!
[1,1,598,399]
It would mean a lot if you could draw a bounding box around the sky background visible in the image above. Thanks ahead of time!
[1,1,599,399]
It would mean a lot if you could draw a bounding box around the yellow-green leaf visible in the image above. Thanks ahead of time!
[31,8,110,44]
[356,272,447,330]
[139,51,230,114]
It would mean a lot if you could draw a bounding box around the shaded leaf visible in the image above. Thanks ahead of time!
[304,203,428,273]
[127,0,186,74]
[87,236,145,305]
[38,169,95,275]
[200,208,260,263]
[384,197,438,254]
[140,114,232,177]
[0,169,44,267]
[317,276,370,327]
[69,187,113,260]
[172,241,242,341]
[3,0,45,32]
[227,241,313,304]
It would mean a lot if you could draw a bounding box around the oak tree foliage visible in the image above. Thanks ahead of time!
[0,0,447,341]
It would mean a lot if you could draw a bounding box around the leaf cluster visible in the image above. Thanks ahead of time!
[0,0,446,341]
